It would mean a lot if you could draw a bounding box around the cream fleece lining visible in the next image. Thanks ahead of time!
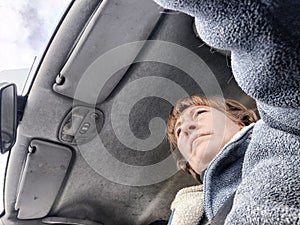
[170,185,205,225]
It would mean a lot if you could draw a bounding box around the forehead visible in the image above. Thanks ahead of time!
[179,105,198,116]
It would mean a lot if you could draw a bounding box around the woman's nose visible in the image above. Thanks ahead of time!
[182,122,197,135]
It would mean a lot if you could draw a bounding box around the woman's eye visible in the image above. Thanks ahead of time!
[196,110,206,116]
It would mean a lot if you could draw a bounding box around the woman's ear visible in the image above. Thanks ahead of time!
[238,121,245,128]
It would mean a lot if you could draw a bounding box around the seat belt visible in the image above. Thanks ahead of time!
[210,192,235,225]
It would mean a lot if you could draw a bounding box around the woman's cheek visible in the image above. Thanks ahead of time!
[178,140,189,160]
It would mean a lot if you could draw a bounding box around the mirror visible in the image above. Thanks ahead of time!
[0,83,17,154]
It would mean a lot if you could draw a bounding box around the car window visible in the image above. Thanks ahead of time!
[0,0,72,95]
[0,0,72,213]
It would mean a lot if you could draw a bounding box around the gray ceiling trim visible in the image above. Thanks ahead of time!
[53,0,162,104]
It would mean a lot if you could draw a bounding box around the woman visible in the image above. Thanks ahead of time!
[153,0,300,224]
[167,96,257,224]
[168,96,257,180]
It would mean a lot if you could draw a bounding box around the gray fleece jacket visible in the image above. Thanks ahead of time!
[204,124,254,220]
[153,0,300,224]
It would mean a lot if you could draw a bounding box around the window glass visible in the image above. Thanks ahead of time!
[0,0,72,94]
[0,0,72,214]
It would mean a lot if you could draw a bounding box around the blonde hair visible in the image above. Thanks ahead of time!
[167,95,258,182]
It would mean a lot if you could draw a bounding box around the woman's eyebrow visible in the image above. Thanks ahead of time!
[189,107,197,116]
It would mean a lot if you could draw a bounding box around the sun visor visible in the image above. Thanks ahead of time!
[53,0,162,105]
[15,139,73,219]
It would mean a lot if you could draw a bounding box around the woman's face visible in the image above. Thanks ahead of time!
[175,105,242,174]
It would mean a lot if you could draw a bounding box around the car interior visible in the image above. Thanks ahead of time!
[1,0,257,224]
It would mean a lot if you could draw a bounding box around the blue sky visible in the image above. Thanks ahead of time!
[0,0,71,72]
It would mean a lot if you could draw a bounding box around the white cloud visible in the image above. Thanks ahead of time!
[0,0,71,72]
[0,0,72,208]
